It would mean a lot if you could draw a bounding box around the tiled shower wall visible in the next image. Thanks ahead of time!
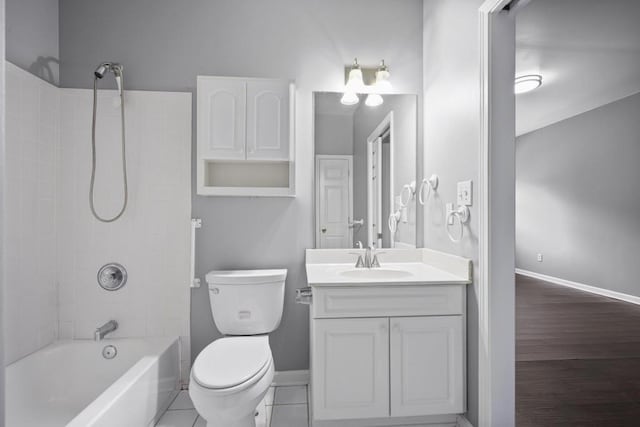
[4,62,59,364]
[4,63,193,381]
[57,88,192,380]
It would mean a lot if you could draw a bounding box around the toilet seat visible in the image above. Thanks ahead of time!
[192,336,271,391]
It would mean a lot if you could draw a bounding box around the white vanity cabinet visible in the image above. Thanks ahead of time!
[197,76,295,196]
[310,284,465,426]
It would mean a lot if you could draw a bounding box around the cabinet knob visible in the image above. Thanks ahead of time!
[321,227,327,233]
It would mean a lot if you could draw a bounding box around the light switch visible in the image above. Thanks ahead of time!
[457,180,473,206]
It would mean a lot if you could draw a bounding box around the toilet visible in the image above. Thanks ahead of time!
[189,269,287,427]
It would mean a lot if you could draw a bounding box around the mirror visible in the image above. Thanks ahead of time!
[314,92,418,249]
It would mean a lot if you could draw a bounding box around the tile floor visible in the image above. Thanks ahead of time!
[156,385,309,427]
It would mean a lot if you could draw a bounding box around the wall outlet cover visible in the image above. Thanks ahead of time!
[537,253,543,262]
[457,180,473,206]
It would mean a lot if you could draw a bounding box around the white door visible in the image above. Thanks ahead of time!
[367,137,383,248]
[197,77,246,160]
[390,316,464,417]
[316,156,353,248]
[246,80,290,160]
[312,318,390,420]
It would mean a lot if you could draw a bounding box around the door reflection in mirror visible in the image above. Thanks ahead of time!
[314,92,418,249]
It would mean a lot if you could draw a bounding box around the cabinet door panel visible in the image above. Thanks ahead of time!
[197,77,246,159]
[390,316,464,416]
[246,80,290,160]
[312,318,389,420]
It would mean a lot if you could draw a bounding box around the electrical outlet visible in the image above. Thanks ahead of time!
[457,180,473,206]
[537,253,543,262]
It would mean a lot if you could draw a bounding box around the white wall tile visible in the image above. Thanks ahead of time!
[58,88,192,382]
[3,63,59,363]
[4,63,192,385]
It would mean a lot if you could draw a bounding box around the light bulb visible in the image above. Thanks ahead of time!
[341,92,359,106]
[345,58,365,92]
[515,75,542,94]
[365,93,383,107]
[374,60,392,92]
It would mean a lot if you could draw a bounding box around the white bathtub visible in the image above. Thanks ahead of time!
[6,337,180,427]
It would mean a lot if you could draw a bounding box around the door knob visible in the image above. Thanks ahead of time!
[321,227,327,233]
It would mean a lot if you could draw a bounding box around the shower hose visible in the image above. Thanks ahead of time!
[89,76,128,222]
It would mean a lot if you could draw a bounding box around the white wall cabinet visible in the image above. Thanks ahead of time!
[197,76,295,196]
[198,78,246,160]
[310,285,465,426]
[246,80,290,160]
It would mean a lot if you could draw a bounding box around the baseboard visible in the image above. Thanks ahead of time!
[456,415,474,427]
[516,269,640,306]
[273,369,310,386]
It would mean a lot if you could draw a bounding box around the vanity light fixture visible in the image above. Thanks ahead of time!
[345,58,365,92]
[341,58,391,106]
[365,93,384,107]
[515,74,542,94]
[340,91,360,106]
[374,60,391,92]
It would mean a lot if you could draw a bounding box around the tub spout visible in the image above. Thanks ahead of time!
[94,320,118,341]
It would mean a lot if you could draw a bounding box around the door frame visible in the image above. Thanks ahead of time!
[478,0,518,426]
[366,111,394,248]
[315,154,354,248]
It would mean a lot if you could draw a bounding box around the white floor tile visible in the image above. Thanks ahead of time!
[155,409,198,427]
[270,404,308,427]
[168,390,195,410]
[264,386,276,406]
[274,386,308,405]
[193,416,206,427]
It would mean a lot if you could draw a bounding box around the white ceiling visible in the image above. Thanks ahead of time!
[516,0,640,136]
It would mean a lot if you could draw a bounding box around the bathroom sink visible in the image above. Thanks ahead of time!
[339,268,414,280]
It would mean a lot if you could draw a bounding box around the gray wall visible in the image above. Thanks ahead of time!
[6,0,59,85]
[1,0,6,421]
[60,0,423,371]
[517,91,640,296]
[422,0,484,424]
[315,113,354,155]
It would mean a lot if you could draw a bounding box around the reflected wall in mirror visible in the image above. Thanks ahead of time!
[314,92,418,249]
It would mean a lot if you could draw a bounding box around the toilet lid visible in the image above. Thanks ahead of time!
[192,336,271,389]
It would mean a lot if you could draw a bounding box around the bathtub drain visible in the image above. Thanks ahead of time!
[102,345,118,359]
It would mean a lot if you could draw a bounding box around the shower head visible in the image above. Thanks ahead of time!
[94,63,111,79]
[94,62,124,96]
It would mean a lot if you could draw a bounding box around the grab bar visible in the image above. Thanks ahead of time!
[190,218,202,288]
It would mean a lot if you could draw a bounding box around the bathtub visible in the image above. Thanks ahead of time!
[6,336,180,427]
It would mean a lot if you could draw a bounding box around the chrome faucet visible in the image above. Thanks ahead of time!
[353,243,382,269]
[94,320,118,341]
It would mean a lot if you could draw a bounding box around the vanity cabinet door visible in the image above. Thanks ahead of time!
[390,316,464,417]
[312,318,389,420]
[197,77,246,160]
[246,80,290,160]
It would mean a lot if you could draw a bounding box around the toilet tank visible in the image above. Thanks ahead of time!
[205,269,287,335]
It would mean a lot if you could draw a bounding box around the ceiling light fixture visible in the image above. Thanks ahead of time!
[515,74,542,94]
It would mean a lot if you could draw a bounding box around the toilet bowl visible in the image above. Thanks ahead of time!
[189,336,274,427]
[189,269,286,427]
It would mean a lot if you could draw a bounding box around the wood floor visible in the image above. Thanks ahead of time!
[516,274,640,426]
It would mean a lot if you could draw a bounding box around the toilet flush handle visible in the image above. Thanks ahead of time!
[296,287,312,305]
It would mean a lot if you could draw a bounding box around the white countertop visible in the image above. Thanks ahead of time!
[305,248,472,287]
